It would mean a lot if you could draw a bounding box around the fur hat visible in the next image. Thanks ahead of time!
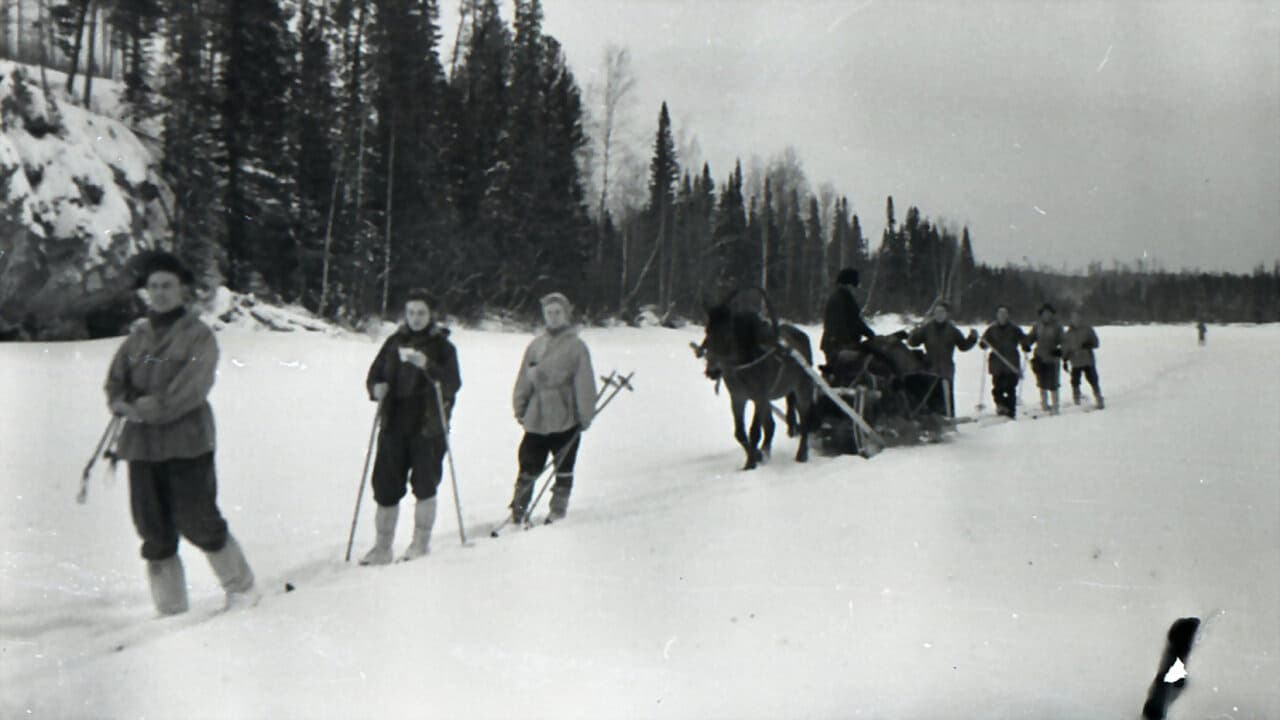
[836,268,860,287]
[540,292,572,310]
[133,251,195,290]
[405,288,434,306]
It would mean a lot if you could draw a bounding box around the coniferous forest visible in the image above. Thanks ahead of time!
[1,0,1275,330]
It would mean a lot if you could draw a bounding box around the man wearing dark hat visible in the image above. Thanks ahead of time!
[508,292,597,524]
[819,267,876,367]
[361,288,462,564]
[104,251,258,615]
[1025,303,1064,414]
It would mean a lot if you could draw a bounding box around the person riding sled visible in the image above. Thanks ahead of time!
[104,251,258,615]
[1025,303,1064,414]
[1062,310,1104,409]
[361,289,462,565]
[906,301,978,417]
[819,267,876,368]
[979,305,1028,418]
[508,292,597,524]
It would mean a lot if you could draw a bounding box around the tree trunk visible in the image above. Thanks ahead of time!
[319,155,345,317]
[381,130,395,316]
[65,0,90,94]
[82,0,97,107]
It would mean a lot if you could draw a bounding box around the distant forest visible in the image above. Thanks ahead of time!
[3,0,1276,328]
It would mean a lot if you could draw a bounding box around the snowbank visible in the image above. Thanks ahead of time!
[0,324,1276,718]
[0,60,169,335]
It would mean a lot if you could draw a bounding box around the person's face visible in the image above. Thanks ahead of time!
[996,307,1010,324]
[543,303,570,330]
[404,301,431,331]
[932,305,949,323]
[145,272,186,313]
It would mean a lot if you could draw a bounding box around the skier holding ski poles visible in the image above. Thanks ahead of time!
[360,288,462,565]
[1025,303,1065,414]
[1062,310,1104,409]
[103,251,257,616]
[508,292,597,525]
[979,305,1028,418]
[906,301,978,418]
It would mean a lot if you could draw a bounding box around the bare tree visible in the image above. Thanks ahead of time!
[589,44,636,257]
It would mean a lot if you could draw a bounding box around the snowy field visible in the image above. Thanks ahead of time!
[1,319,1277,719]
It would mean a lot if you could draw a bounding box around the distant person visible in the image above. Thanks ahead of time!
[104,251,258,616]
[1062,311,1104,409]
[1197,321,1207,346]
[361,289,462,565]
[979,305,1028,418]
[907,301,978,417]
[1025,303,1064,414]
[509,293,597,524]
[819,267,876,367]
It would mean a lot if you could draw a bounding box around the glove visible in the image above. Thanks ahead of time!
[133,396,160,422]
[401,348,428,369]
[372,383,389,401]
[109,399,133,418]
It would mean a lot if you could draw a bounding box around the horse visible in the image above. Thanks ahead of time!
[699,300,815,470]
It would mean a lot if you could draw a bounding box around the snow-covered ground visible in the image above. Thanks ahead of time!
[1,320,1277,719]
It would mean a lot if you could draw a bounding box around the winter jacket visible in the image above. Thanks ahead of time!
[366,323,461,438]
[980,322,1027,376]
[819,285,876,356]
[104,309,218,462]
[1061,325,1100,368]
[906,320,977,379]
[513,327,596,435]
[1025,320,1064,362]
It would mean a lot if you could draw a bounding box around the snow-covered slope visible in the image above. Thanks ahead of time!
[0,61,168,335]
[1,322,1276,718]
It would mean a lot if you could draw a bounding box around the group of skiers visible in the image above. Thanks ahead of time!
[819,268,1105,420]
[104,252,598,615]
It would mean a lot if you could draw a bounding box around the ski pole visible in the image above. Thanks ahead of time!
[976,354,987,413]
[521,372,634,528]
[432,381,470,547]
[489,371,618,537]
[78,416,123,504]
[344,400,383,562]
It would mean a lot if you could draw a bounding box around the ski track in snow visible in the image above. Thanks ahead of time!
[1,322,1277,719]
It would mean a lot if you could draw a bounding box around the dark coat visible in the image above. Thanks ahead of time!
[366,323,461,438]
[105,310,218,462]
[819,285,876,355]
[1062,325,1100,367]
[907,320,978,378]
[980,322,1028,376]
[1026,320,1064,361]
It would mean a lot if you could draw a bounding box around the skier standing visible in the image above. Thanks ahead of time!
[361,289,462,565]
[906,301,978,417]
[1062,310,1104,409]
[104,252,257,615]
[1025,303,1064,414]
[508,292,597,524]
[819,267,876,367]
[979,305,1028,418]
[1197,321,1207,346]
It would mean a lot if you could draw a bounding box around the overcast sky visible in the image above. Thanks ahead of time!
[445,1,1279,272]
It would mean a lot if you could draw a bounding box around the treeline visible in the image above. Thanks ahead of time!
[8,0,1276,328]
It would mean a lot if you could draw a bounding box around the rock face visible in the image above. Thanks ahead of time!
[0,62,170,339]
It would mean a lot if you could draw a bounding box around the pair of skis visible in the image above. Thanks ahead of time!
[489,370,635,538]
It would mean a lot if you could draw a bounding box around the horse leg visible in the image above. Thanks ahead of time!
[785,393,798,437]
[760,403,776,460]
[731,394,759,470]
[794,386,813,463]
